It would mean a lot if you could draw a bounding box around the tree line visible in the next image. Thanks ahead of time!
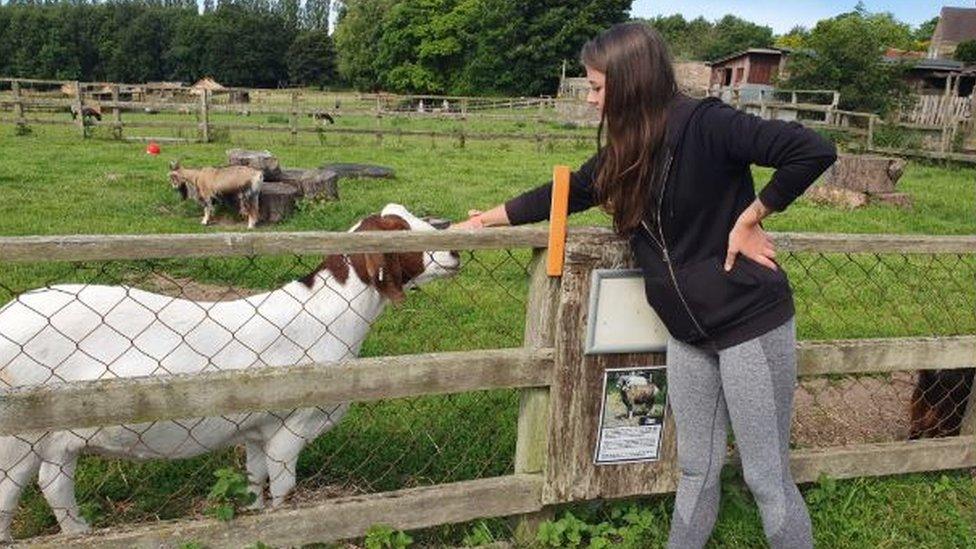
[0,0,335,87]
[0,0,954,114]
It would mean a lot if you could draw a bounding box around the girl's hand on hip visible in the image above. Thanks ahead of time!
[725,213,777,272]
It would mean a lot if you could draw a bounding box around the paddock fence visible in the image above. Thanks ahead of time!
[0,78,589,148]
[0,228,973,547]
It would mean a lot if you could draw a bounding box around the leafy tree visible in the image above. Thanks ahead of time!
[955,40,976,64]
[704,15,774,60]
[288,29,337,86]
[781,8,911,114]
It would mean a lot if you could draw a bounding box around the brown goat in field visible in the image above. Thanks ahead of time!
[168,161,264,228]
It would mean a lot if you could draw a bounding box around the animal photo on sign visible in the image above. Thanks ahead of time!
[603,368,668,428]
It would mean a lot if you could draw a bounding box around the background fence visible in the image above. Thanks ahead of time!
[4,77,976,164]
[0,227,973,546]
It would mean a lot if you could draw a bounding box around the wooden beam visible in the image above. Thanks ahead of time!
[0,228,553,262]
[14,474,544,549]
[797,336,976,376]
[789,436,976,483]
[0,348,553,435]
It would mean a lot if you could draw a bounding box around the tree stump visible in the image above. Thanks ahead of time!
[279,168,339,200]
[804,185,870,209]
[227,149,282,181]
[259,182,299,223]
[320,163,395,179]
[820,154,905,194]
[804,153,912,209]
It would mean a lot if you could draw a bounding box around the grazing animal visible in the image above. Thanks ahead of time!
[618,375,659,420]
[312,111,336,124]
[909,368,974,439]
[69,105,101,122]
[0,204,460,540]
[169,160,264,228]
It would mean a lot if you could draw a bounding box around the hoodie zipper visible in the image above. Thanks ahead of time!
[640,152,710,340]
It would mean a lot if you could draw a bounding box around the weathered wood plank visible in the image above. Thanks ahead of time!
[789,436,976,483]
[0,228,553,262]
[797,336,976,376]
[559,230,976,254]
[544,240,678,505]
[0,348,553,435]
[512,250,558,549]
[515,250,558,475]
[14,474,544,549]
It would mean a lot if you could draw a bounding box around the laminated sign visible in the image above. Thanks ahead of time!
[594,366,668,464]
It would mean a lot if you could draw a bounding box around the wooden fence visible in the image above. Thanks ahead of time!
[5,77,976,162]
[0,78,586,147]
[0,228,973,547]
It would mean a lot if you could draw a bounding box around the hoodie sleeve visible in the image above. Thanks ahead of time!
[702,102,838,212]
[503,153,600,225]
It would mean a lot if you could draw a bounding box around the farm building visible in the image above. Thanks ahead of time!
[193,77,250,103]
[708,48,790,102]
[927,6,976,60]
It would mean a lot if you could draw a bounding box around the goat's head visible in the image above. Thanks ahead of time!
[168,160,190,200]
[350,204,460,303]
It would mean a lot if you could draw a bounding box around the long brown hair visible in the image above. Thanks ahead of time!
[581,23,677,235]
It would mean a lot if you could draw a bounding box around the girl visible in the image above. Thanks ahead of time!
[452,22,835,549]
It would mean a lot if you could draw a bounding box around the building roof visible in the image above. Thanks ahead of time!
[933,7,976,45]
[192,77,225,91]
[707,47,790,66]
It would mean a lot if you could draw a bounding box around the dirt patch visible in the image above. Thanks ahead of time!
[128,272,261,302]
[791,371,917,447]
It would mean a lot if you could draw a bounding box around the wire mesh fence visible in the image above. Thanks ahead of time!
[783,250,976,450]
[0,241,534,542]
[0,235,973,545]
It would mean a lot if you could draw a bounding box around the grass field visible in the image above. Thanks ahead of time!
[0,122,974,547]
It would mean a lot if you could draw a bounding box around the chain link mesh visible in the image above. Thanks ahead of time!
[0,247,972,544]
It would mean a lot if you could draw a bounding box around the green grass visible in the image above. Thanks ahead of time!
[0,123,974,546]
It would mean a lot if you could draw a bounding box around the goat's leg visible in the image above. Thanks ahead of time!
[37,451,90,536]
[244,438,268,510]
[264,429,306,507]
[0,437,43,542]
[201,201,213,225]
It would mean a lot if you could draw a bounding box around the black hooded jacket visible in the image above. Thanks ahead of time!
[504,95,837,350]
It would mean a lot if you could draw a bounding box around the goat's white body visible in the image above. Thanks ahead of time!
[0,204,459,540]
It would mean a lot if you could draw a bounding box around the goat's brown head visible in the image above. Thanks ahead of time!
[168,160,190,200]
[302,204,460,303]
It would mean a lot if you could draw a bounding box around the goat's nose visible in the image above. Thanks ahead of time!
[449,250,460,260]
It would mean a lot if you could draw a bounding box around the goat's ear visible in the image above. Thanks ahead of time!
[364,252,406,304]
[169,160,179,171]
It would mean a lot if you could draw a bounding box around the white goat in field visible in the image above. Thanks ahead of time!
[169,161,264,228]
[0,204,460,541]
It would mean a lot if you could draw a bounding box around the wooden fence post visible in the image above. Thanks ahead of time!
[290,90,299,142]
[511,249,558,545]
[199,89,211,143]
[867,115,876,151]
[73,81,86,138]
[111,84,122,140]
[11,80,27,132]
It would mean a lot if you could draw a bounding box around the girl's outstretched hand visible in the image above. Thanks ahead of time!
[450,209,484,230]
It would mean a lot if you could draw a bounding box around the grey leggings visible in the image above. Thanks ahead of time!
[666,316,812,549]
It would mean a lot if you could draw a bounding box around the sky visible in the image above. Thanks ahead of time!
[630,1,976,34]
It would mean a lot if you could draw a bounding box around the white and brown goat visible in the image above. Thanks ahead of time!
[0,204,460,540]
[168,161,263,228]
